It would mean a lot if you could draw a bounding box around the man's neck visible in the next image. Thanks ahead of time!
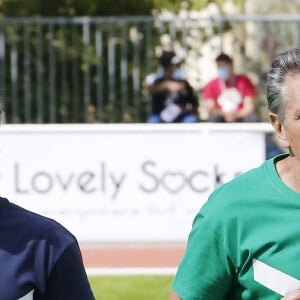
[276,155,300,193]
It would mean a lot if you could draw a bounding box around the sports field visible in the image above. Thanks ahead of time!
[89,275,174,300]
[82,245,183,299]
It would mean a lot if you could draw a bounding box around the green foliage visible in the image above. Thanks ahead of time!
[0,0,155,17]
[0,0,242,123]
[152,0,183,12]
[188,0,226,10]
[152,0,245,13]
[0,0,234,17]
[89,275,174,300]
[152,0,233,13]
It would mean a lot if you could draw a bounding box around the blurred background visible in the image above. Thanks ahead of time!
[0,0,299,123]
[0,1,297,299]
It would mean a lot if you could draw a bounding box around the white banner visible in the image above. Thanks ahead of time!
[0,124,271,243]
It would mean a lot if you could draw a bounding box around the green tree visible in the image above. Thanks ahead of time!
[0,0,237,17]
[0,0,155,17]
[151,0,243,13]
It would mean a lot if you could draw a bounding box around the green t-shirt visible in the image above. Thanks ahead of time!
[172,153,300,300]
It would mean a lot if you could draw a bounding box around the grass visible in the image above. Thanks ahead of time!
[89,275,174,300]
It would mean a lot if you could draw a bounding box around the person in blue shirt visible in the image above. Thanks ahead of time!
[0,196,95,299]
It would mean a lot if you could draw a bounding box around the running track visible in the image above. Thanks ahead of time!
[81,245,186,274]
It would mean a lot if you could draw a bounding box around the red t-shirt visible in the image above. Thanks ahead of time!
[202,75,257,111]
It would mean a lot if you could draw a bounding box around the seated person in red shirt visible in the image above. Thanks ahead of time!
[146,50,199,123]
[202,53,260,122]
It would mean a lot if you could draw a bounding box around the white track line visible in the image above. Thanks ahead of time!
[86,267,177,276]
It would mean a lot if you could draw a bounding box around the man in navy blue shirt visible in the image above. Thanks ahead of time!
[0,196,95,299]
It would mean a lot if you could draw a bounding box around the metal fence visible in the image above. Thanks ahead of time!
[0,15,300,123]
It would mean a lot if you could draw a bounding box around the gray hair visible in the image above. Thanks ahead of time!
[267,48,300,121]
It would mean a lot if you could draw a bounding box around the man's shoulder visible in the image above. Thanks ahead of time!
[223,163,265,190]
[145,73,164,86]
[235,74,253,83]
[204,162,267,211]
[2,198,76,246]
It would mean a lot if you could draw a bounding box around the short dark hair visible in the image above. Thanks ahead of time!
[267,47,300,121]
[215,53,233,64]
[159,50,182,68]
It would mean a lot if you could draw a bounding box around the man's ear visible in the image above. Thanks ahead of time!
[269,112,289,149]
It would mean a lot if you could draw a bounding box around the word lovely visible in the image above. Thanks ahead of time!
[11,161,241,198]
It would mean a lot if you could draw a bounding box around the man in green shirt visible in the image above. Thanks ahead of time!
[170,48,300,300]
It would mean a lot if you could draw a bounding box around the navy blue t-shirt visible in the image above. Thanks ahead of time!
[149,75,198,115]
[0,197,95,300]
